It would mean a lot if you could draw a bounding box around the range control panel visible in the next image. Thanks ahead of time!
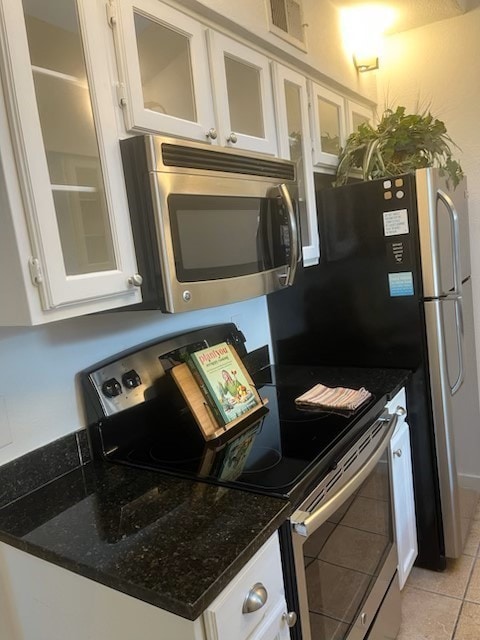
[88,344,167,417]
[82,324,247,420]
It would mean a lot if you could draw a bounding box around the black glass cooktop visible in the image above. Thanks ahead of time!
[105,368,385,503]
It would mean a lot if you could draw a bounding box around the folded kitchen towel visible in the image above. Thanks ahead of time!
[295,383,372,412]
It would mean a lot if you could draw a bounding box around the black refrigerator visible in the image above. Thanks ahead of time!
[267,168,480,571]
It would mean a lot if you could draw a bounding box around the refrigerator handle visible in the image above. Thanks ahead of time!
[451,297,465,394]
[437,189,463,296]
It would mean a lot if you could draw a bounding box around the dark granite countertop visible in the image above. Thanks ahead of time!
[0,461,290,620]
[0,365,409,622]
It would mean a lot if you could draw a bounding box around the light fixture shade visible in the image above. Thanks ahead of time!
[353,54,379,72]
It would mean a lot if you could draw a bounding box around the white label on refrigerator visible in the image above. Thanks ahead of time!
[383,209,409,236]
[388,272,414,297]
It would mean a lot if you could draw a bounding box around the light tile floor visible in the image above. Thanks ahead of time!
[398,501,480,640]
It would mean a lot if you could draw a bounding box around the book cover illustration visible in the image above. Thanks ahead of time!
[190,342,259,425]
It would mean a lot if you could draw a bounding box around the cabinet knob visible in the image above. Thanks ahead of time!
[127,274,143,287]
[227,132,238,144]
[282,611,297,627]
[396,406,406,416]
[393,449,403,458]
[242,582,268,614]
[206,127,218,140]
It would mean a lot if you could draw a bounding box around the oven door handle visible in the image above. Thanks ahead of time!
[292,408,401,538]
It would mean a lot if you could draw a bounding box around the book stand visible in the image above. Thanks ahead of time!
[171,362,268,441]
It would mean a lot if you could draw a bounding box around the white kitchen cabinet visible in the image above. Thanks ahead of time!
[388,388,418,589]
[110,1,277,155]
[0,0,141,325]
[109,0,217,142]
[346,99,374,135]
[309,81,346,168]
[207,31,277,155]
[0,532,292,640]
[272,62,318,266]
[203,533,291,640]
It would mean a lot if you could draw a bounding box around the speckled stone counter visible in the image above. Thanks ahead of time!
[0,364,409,622]
[0,462,290,620]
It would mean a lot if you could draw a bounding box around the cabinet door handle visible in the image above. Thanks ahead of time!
[393,449,403,458]
[282,611,297,627]
[127,274,143,287]
[242,582,268,613]
[226,132,238,144]
[206,128,218,140]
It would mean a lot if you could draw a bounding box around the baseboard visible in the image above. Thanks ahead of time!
[459,473,480,491]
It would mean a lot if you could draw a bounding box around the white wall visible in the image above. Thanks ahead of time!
[0,297,271,466]
[378,7,480,486]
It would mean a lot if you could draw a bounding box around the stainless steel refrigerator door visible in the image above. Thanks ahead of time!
[424,278,480,557]
[415,168,471,298]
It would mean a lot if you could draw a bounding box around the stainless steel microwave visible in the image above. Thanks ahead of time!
[120,135,300,313]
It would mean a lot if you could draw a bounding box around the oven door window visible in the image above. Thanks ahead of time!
[304,455,393,639]
[168,194,291,282]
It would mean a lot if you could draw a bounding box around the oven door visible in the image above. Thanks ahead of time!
[151,172,299,312]
[290,409,402,640]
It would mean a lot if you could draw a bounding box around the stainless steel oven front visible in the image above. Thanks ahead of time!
[290,408,402,640]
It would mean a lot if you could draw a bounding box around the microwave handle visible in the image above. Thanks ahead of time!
[278,183,299,286]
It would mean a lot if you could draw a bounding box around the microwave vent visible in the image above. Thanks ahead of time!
[161,143,295,181]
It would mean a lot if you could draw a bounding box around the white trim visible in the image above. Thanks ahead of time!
[459,473,480,492]
[51,185,98,193]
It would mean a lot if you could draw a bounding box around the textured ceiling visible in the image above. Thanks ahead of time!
[330,0,480,33]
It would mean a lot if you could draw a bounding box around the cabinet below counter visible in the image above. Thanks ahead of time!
[0,462,290,625]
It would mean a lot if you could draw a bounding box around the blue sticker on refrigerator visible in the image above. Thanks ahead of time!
[388,272,414,297]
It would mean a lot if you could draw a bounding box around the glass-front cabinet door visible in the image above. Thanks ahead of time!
[310,81,346,168]
[110,0,216,142]
[0,0,140,312]
[272,63,318,265]
[346,100,374,135]
[208,31,277,155]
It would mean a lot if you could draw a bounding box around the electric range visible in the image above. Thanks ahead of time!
[81,323,391,505]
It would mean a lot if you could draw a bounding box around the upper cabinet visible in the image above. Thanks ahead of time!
[346,99,374,135]
[207,31,277,154]
[110,0,216,142]
[272,62,318,265]
[0,0,141,325]
[309,82,346,168]
[110,0,277,154]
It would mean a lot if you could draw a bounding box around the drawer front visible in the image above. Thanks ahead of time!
[203,533,286,640]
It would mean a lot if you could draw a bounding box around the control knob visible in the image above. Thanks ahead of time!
[102,378,122,398]
[122,369,142,389]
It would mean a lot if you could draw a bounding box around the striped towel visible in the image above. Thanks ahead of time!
[295,383,372,412]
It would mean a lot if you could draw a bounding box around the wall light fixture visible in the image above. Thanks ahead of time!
[341,4,395,72]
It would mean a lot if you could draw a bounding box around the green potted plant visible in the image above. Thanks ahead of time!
[334,105,464,188]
